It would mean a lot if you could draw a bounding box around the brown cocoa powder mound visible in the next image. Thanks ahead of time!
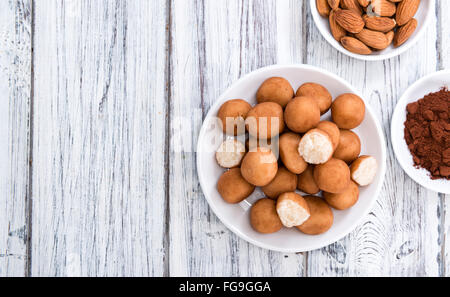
[404,88,450,180]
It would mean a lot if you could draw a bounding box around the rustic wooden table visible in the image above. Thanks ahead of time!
[0,0,449,277]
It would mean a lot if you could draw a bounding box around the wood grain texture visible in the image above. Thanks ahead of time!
[0,0,31,277]
[168,0,305,277]
[31,0,167,276]
[305,3,442,276]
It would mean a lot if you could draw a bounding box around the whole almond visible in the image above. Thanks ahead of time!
[317,0,331,17]
[369,0,396,17]
[335,9,365,33]
[341,36,372,54]
[385,30,395,45]
[363,15,396,32]
[397,0,420,26]
[341,0,363,15]
[329,10,347,41]
[355,28,389,49]
[328,0,340,10]
[394,18,418,47]
[357,0,371,7]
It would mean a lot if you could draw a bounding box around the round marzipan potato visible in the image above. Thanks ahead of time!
[297,196,334,235]
[351,156,378,186]
[314,158,351,194]
[256,77,294,108]
[324,180,360,210]
[297,165,320,195]
[317,121,340,151]
[279,132,308,175]
[276,192,311,228]
[298,129,334,165]
[246,102,285,140]
[251,198,283,234]
[262,167,298,200]
[218,99,252,136]
[284,97,321,133]
[216,139,246,169]
[331,93,366,129]
[296,83,333,115]
[333,130,361,164]
[241,147,278,187]
[217,168,256,204]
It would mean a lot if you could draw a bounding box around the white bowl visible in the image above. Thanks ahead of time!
[310,0,435,61]
[391,70,450,194]
[197,65,387,253]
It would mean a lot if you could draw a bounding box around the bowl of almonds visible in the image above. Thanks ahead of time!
[311,0,435,60]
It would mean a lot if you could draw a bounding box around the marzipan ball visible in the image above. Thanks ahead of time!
[218,99,252,135]
[333,130,361,164]
[296,83,333,115]
[324,180,359,210]
[331,93,366,129]
[262,167,298,200]
[298,129,334,165]
[284,97,321,133]
[276,193,311,228]
[256,77,294,108]
[216,139,246,168]
[279,133,308,175]
[246,102,285,140]
[350,156,378,186]
[317,121,340,151]
[297,165,320,195]
[217,168,255,204]
[251,198,283,234]
[241,147,278,187]
[314,158,351,194]
[297,196,334,235]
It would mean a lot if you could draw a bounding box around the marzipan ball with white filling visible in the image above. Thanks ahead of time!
[298,129,334,165]
[276,192,311,228]
[217,168,255,204]
[350,156,378,186]
[216,139,246,168]
[218,99,252,135]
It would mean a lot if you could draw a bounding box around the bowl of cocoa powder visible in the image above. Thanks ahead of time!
[392,70,450,194]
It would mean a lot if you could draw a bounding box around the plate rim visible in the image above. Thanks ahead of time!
[197,64,387,253]
[391,69,450,195]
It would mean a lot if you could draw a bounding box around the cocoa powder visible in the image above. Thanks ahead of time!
[404,88,450,180]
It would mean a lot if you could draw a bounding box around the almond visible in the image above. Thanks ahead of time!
[355,28,389,49]
[363,15,396,32]
[357,0,371,7]
[328,0,340,10]
[329,10,347,41]
[341,36,372,54]
[335,9,365,33]
[394,18,418,47]
[385,30,395,45]
[396,0,420,26]
[369,0,396,17]
[317,0,331,17]
[341,0,363,15]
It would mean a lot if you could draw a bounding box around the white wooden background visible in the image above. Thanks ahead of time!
[0,0,448,277]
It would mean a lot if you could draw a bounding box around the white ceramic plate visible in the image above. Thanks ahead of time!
[391,70,450,194]
[310,0,435,61]
[197,64,387,253]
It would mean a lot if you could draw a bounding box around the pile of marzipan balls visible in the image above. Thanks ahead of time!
[216,77,379,236]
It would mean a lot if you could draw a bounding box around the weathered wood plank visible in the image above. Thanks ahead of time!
[305,4,442,276]
[0,0,32,277]
[31,0,167,276]
[169,0,305,277]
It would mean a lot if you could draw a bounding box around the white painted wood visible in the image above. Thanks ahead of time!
[31,0,167,276]
[0,0,31,277]
[305,3,442,276]
[169,0,305,277]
